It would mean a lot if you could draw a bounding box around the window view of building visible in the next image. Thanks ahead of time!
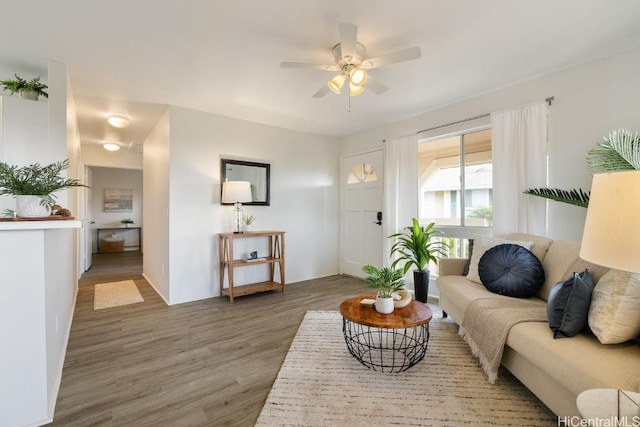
[419,128,492,226]
[418,128,492,258]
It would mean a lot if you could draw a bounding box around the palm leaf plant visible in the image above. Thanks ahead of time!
[389,218,449,303]
[389,218,448,275]
[362,264,405,298]
[525,129,640,207]
[523,188,590,208]
[587,129,640,172]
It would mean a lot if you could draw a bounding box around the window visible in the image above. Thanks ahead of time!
[347,162,378,184]
[418,128,492,258]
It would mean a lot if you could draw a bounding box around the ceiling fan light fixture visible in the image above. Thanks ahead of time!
[107,115,130,128]
[349,67,368,86]
[349,83,365,96]
[103,142,121,151]
[328,74,346,94]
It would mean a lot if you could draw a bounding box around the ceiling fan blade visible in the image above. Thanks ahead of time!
[280,61,338,71]
[365,76,388,95]
[312,84,331,98]
[339,23,358,61]
[363,46,422,69]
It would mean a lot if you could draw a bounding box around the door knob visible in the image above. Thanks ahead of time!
[374,211,382,225]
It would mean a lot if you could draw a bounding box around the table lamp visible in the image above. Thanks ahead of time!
[579,170,640,274]
[222,181,252,233]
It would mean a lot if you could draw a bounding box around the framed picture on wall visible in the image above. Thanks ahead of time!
[104,188,133,212]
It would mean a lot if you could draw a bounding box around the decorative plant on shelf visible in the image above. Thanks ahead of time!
[0,74,49,99]
[389,218,449,303]
[121,218,134,227]
[242,213,255,232]
[0,159,87,217]
[242,213,255,225]
[525,129,640,208]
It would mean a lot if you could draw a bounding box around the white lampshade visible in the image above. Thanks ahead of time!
[580,170,640,273]
[328,74,346,94]
[222,181,252,204]
[349,83,365,96]
[349,67,368,86]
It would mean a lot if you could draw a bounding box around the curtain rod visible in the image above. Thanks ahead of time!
[417,96,555,135]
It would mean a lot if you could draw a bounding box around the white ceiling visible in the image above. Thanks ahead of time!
[1,1,640,149]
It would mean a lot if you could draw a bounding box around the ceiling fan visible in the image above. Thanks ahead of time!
[280,23,421,98]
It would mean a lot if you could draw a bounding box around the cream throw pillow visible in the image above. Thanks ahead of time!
[466,235,533,284]
[588,269,640,344]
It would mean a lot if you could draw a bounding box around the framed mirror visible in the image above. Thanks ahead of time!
[221,159,270,206]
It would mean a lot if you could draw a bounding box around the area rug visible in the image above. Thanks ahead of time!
[93,280,144,310]
[256,311,557,427]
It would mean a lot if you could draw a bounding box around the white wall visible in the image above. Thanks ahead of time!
[143,106,340,305]
[0,224,80,427]
[0,61,80,426]
[143,110,171,303]
[340,47,640,240]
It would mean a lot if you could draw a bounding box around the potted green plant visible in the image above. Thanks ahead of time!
[389,218,449,303]
[242,213,256,232]
[121,218,134,228]
[0,74,49,100]
[362,264,405,314]
[0,159,86,218]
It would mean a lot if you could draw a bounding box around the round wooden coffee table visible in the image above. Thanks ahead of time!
[339,295,433,373]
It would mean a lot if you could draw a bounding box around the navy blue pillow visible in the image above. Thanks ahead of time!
[478,244,545,298]
[547,270,594,338]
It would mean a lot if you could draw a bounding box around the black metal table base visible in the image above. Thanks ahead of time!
[342,318,430,373]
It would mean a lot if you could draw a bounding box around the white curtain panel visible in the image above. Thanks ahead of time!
[491,100,548,235]
[383,135,418,266]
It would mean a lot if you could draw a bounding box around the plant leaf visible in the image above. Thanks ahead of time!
[587,129,640,173]
[523,188,589,208]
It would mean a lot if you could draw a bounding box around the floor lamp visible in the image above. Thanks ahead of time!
[580,169,640,419]
[579,170,640,274]
[222,181,252,233]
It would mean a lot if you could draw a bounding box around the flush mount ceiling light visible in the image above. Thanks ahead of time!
[107,115,130,128]
[103,143,120,151]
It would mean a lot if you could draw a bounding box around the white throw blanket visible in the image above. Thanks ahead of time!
[459,297,548,383]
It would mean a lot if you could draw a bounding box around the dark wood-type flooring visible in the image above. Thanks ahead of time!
[50,251,383,426]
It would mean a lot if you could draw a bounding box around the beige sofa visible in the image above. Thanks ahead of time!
[437,232,640,417]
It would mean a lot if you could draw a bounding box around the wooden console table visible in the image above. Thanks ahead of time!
[218,231,285,303]
[96,227,142,252]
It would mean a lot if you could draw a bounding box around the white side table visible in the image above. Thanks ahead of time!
[577,388,640,424]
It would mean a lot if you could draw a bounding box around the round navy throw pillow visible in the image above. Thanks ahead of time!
[478,244,545,298]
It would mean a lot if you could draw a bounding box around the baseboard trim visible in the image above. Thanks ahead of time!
[46,282,78,425]
[142,273,171,306]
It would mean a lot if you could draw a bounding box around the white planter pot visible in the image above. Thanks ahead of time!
[19,90,39,101]
[375,295,394,314]
[16,195,51,218]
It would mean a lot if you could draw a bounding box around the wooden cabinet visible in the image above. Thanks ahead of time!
[218,231,285,303]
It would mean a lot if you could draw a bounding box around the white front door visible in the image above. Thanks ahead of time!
[341,149,384,278]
